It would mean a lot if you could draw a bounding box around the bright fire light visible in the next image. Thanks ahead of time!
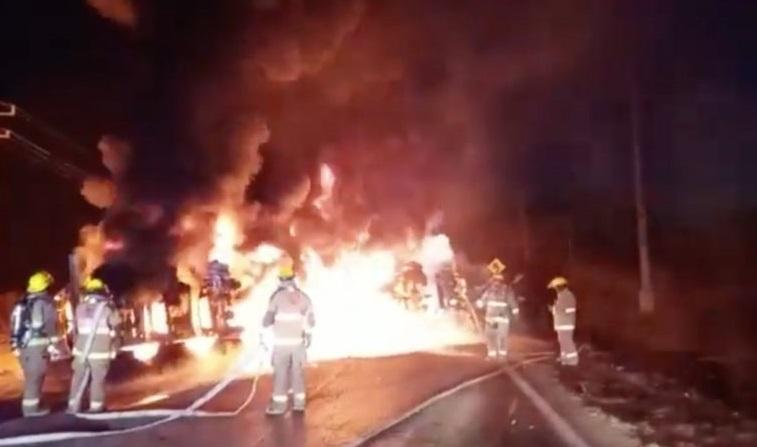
[313,163,336,217]
[186,167,477,362]
[150,301,169,335]
[209,212,241,264]
[125,341,161,363]
[231,236,479,362]
[193,296,214,331]
[183,335,217,357]
[247,243,283,264]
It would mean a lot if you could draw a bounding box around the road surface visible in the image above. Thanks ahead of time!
[0,341,637,446]
[364,372,566,447]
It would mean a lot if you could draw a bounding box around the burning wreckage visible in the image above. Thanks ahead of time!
[51,256,246,363]
[48,159,481,364]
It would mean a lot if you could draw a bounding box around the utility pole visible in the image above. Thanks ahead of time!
[632,84,655,314]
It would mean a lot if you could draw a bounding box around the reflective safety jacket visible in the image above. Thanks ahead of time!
[16,292,60,348]
[553,288,577,330]
[480,282,519,325]
[72,294,121,361]
[262,280,315,348]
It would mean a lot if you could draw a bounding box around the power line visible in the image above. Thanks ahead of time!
[1,130,89,181]
[0,100,94,181]
[0,100,94,157]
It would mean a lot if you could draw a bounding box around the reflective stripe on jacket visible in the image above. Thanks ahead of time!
[481,282,518,324]
[553,289,577,328]
[73,294,121,360]
[262,280,315,346]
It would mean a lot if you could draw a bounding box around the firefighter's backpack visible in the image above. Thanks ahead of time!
[10,297,33,349]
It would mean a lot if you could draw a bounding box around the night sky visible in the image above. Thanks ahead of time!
[1,0,757,293]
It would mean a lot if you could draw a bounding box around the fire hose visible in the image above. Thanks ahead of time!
[0,283,558,445]
[343,307,585,447]
[0,335,268,446]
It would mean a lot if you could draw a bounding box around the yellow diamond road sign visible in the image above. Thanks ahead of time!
[487,258,505,275]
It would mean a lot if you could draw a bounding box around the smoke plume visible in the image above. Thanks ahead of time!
[86,0,137,29]
[81,178,116,209]
[81,0,601,292]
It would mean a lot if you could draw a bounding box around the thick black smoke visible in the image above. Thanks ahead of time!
[85,0,603,290]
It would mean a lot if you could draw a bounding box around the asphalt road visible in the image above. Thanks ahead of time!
[0,342,610,447]
[363,372,566,447]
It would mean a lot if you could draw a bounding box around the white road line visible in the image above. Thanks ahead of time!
[343,368,506,447]
[505,367,593,447]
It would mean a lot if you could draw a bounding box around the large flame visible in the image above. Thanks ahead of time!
[209,212,242,264]
[229,234,478,361]
[313,163,336,219]
[190,164,478,361]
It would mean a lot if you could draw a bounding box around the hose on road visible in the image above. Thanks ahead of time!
[342,299,589,447]
[0,344,268,446]
[341,367,507,447]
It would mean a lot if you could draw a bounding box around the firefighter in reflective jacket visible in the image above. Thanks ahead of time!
[11,271,60,416]
[68,278,121,413]
[476,274,519,359]
[262,262,315,415]
[548,276,578,366]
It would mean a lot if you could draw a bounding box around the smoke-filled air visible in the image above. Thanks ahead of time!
[75,0,595,360]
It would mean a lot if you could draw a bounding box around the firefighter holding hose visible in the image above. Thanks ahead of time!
[67,277,121,413]
[262,258,315,415]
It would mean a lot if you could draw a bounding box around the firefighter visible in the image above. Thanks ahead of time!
[476,273,519,359]
[10,271,60,416]
[67,277,121,413]
[262,262,315,415]
[452,268,468,310]
[548,276,578,366]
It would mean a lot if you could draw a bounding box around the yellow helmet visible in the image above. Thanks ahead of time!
[547,276,568,289]
[278,254,295,279]
[27,271,53,293]
[278,264,294,279]
[83,277,106,292]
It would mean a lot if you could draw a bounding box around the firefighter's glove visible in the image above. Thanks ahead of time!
[303,332,312,349]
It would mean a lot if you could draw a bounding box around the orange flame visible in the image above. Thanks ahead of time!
[209,212,242,264]
[313,163,336,218]
[180,166,477,361]
[127,341,160,363]
[193,296,214,331]
[230,235,477,362]
[183,335,217,357]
